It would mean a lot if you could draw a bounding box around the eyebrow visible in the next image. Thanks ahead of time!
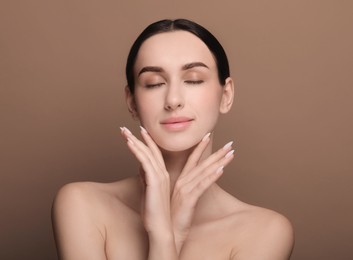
[138,66,164,76]
[138,62,209,76]
[182,62,209,70]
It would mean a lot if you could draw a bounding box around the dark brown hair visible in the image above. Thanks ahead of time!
[125,19,230,94]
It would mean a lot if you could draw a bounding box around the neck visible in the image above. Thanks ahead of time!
[160,139,230,225]
[161,140,213,190]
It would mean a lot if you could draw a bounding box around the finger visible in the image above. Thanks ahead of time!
[181,132,211,175]
[122,127,160,168]
[127,137,168,186]
[190,150,235,198]
[122,128,165,180]
[181,140,234,183]
[121,127,153,159]
[139,126,165,169]
[172,152,234,209]
[192,148,234,186]
[191,166,224,198]
[127,128,167,178]
[120,126,133,141]
[125,137,157,183]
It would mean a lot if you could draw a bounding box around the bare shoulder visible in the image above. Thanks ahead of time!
[229,202,294,260]
[53,181,112,219]
[52,177,141,259]
[52,177,141,215]
[52,181,110,217]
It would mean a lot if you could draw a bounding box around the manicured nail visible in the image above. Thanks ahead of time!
[123,127,132,135]
[223,141,233,150]
[127,137,134,145]
[225,149,235,158]
[202,132,211,141]
[140,126,147,134]
[216,166,224,174]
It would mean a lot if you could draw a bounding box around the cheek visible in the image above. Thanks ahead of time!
[194,87,222,113]
[192,87,222,127]
[134,93,161,124]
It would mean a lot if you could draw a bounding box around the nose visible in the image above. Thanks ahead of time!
[164,83,184,111]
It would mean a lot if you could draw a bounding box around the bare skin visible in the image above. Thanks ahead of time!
[52,136,294,260]
[52,30,294,259]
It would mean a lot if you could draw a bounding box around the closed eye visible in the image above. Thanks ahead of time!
[185,80,204,85]
[145,82,165,88]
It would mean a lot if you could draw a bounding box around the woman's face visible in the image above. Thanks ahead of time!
[127,30,233,151]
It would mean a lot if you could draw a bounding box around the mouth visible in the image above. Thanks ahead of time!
[161,117,193,124]
[160,117,194,131]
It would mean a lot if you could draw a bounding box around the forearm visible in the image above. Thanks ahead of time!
[148,231,178,260]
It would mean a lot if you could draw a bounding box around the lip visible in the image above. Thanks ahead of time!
[160,117,194,131]
[160,117,193,124]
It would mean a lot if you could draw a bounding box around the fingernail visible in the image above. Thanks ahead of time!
[123,127,132,135]
[216,166,224,174]
[225,149,235,158]
[140,126,147,134]
[202,132,211,141]
[223,141,233,150]
[120,127,124,132]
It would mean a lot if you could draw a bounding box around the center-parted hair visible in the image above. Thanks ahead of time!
[125,19,230,94]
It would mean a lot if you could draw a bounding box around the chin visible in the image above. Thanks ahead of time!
[155,136,199,153]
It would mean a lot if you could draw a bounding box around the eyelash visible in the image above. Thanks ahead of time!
[144,80,204,89]
[185,80,204,85]
[145,83,164,88]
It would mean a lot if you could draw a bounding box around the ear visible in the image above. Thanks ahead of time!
[219,77,235,114]
[125,86,139,119]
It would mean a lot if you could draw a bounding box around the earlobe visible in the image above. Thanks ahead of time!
[219,77,235,114]
[125,86,139,119]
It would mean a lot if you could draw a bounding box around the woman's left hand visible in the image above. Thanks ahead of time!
[170,135,234,253]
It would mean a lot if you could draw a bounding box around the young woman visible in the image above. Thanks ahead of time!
[52,19,294,260]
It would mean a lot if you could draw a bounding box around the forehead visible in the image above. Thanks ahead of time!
[134,31,216,73]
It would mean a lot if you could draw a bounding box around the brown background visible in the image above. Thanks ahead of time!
[1,0,352,259]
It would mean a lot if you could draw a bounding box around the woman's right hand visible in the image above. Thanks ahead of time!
[120,126,173,238]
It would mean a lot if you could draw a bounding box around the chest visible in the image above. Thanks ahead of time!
[104,210,234,260]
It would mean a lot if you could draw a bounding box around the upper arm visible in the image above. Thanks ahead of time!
[52,183,107,260]
[232,213,294,260]
[255,214,294,259]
